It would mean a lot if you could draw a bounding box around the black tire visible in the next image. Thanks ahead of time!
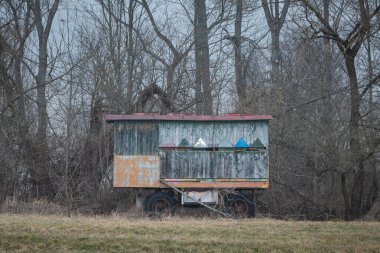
[225,194,255,218]
[145,192,176,216]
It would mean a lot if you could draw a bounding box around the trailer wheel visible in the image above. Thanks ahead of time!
[145,192,176,216]
[225,194,255,218]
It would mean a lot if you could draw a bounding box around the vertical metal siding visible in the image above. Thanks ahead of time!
[159,121,269,147]
[114,121,159,155]
[160,150,268,179]
[158,121,269,180]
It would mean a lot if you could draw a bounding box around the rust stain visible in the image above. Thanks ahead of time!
[114,155,160,188]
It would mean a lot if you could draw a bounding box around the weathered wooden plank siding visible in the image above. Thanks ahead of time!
[160,151,268,179]
[159,121,269,147]
[114,121,159,155]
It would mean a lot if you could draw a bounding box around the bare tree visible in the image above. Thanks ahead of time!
[95,0,135,113]
[140,0,194,112]
[300,0,380,219]
[0,1,31,202]
[0,1,32,171]
[28,0,60,197]
[261,0,290,87]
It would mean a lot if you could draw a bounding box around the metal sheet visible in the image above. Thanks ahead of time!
[159,121,269,148]
[160,150,268,179]
[113,155,160,188]
[114,121,159,155]
[182,190,219,204]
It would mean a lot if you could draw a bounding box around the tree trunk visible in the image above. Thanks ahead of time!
[261,0,290,88]
[30,0,60,198]
[364,35,379,214]
[343,50,364,220]
[126,0,135,113]
[194,17,202,116]
[270,31,281,86]
[194,0,212,115]
[36,39,48,148]
[234,0,246,110]
[166,65,175,112]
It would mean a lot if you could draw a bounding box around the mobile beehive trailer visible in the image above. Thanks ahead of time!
[105,113,272,217]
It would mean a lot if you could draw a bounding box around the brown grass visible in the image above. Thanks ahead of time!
[0,214,379,252]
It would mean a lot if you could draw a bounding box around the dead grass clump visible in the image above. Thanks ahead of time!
[175,205,223,218]
[111,206,147,218]
[0,198,65,215]
[363,197,380,221]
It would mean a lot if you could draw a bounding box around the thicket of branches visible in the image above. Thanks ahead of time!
[0,0,379,220]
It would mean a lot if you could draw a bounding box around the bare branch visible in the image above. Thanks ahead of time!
[360,73,380,99]
[140,0,180,58]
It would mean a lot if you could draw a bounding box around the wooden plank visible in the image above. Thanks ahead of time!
[159,150,268,179]
[114,121,159,155]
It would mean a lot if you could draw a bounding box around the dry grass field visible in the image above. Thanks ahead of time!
[0,214,379,253]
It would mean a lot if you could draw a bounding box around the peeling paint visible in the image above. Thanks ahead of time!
[114,155,160,188]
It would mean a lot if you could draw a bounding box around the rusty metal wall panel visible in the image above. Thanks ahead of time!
[114,121,159,155]
[160,151,268,179]
[159,121,269,148]
[114,155,160,188]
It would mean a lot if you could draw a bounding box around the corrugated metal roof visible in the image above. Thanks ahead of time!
[105,113,273,122]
